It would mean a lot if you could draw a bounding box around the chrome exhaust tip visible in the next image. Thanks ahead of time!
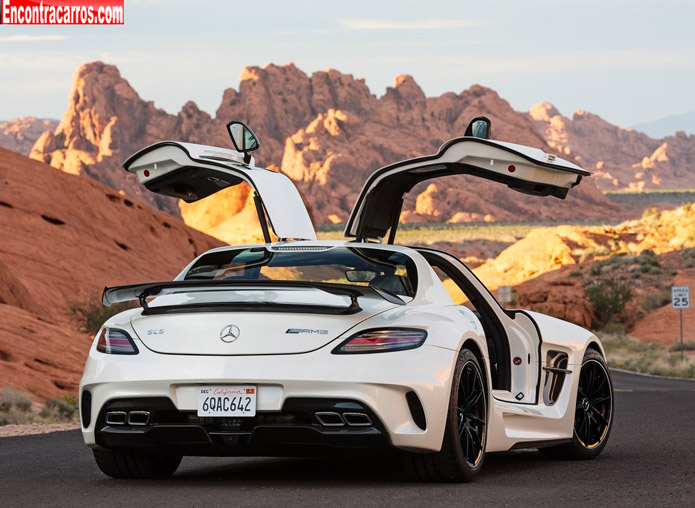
[342,412,373,427]
[315,411,345,427]
[127,410,150,426]
[105,411,128,425]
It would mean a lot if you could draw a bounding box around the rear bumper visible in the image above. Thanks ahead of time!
[80,343,457,453]
[93,397,390,456]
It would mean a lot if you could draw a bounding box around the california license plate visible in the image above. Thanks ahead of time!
[197,385,257,417]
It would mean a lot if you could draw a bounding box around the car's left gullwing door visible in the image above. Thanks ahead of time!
[123,141,316,241]
[345,137,590,242]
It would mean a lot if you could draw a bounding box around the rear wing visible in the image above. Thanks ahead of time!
[102,280,396,315]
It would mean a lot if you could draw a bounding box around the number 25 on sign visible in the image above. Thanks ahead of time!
[672,286,690,309]
[672,286,690,361]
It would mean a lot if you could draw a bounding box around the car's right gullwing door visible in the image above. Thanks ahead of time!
[345,136,590,242]
[123,141,316,241]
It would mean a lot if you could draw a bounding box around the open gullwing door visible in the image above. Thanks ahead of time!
[344,135,590,243]
[123,141,316,241]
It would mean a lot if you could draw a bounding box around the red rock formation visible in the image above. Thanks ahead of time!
[30,62,627,243]
[0,117,57,155]
[0,147,222,401]
[529,103,695,190]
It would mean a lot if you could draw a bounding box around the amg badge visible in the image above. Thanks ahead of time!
[286,328,328,335]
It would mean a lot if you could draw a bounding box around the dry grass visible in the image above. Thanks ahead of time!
[0,387,79,426]
[316,221,612,245]
[601,333,695,379]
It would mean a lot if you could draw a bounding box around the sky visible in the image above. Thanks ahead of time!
[0,0,694,127]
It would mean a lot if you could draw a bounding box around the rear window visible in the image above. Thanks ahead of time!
[183,247,417,297]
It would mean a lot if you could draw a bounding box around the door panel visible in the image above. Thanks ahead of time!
[123,141,316,241]
[418,248,540,404]
[346,137,589,242]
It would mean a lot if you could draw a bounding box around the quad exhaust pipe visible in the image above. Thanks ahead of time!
[105,410,150,426]
[315,411,372,427]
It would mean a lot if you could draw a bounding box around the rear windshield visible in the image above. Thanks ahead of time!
[183,247,417,297]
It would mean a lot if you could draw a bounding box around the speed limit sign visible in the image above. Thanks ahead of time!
[672,286,690,309]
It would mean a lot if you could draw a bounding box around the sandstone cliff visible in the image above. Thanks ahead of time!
[529,103,695,191]
[29,62,625,244]
[0,117,57,155]
[475,203,695,337]
[0,147,222,400]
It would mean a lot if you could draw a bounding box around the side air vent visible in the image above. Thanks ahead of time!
[543,351,571,405]
[406,391,427,430]
[80,390,92,428]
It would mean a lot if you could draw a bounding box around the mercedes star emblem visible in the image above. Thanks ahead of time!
[219,324,240,343]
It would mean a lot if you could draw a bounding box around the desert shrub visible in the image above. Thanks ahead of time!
[641,289,671,311]
[589,264,603,276]
[0,386,32,413]
[1,387,82,426]
[584,278,633,327]
[69,299,134,335]
[670,341,695,353]
[601,333,695,379]
[601,322,626,335]
[637,251,660,267]
[39,394,78,422]
[0,387,34,425]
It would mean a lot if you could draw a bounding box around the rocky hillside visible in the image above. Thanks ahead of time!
[473,203,695,343]
[0,147,222,401]
[28,62,623,244]
[0,117,57,155]
[529,103,695,191]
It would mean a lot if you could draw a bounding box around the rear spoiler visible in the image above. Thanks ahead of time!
[102,280,397,315]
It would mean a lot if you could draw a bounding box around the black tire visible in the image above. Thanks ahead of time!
[402,348,487,482]
[539,348,613,460]
[93,447,182,479]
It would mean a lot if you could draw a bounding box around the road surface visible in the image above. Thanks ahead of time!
[1,370,693,508]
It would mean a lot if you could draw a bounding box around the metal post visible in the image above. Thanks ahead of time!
[679,309,685,362]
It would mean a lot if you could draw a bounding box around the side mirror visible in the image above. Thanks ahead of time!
[226,121,260,163]
[464,116,492,139]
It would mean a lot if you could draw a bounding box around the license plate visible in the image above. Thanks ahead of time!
[197,385,257,417]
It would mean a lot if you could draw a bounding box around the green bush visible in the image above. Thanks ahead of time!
[584,278,633,327]
[69,299,134,335]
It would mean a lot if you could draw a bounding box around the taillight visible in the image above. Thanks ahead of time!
[332,328,427,354]
[96,328,139,355]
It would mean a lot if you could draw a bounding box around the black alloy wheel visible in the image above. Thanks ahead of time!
[402,348,487,482]
[457,359,487,467]
[575,358,612,448]
[539,347,614,460]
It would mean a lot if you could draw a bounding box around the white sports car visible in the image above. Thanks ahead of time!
[80,118,614,481]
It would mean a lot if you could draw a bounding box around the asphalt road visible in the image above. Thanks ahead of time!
[1,370,693,508]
